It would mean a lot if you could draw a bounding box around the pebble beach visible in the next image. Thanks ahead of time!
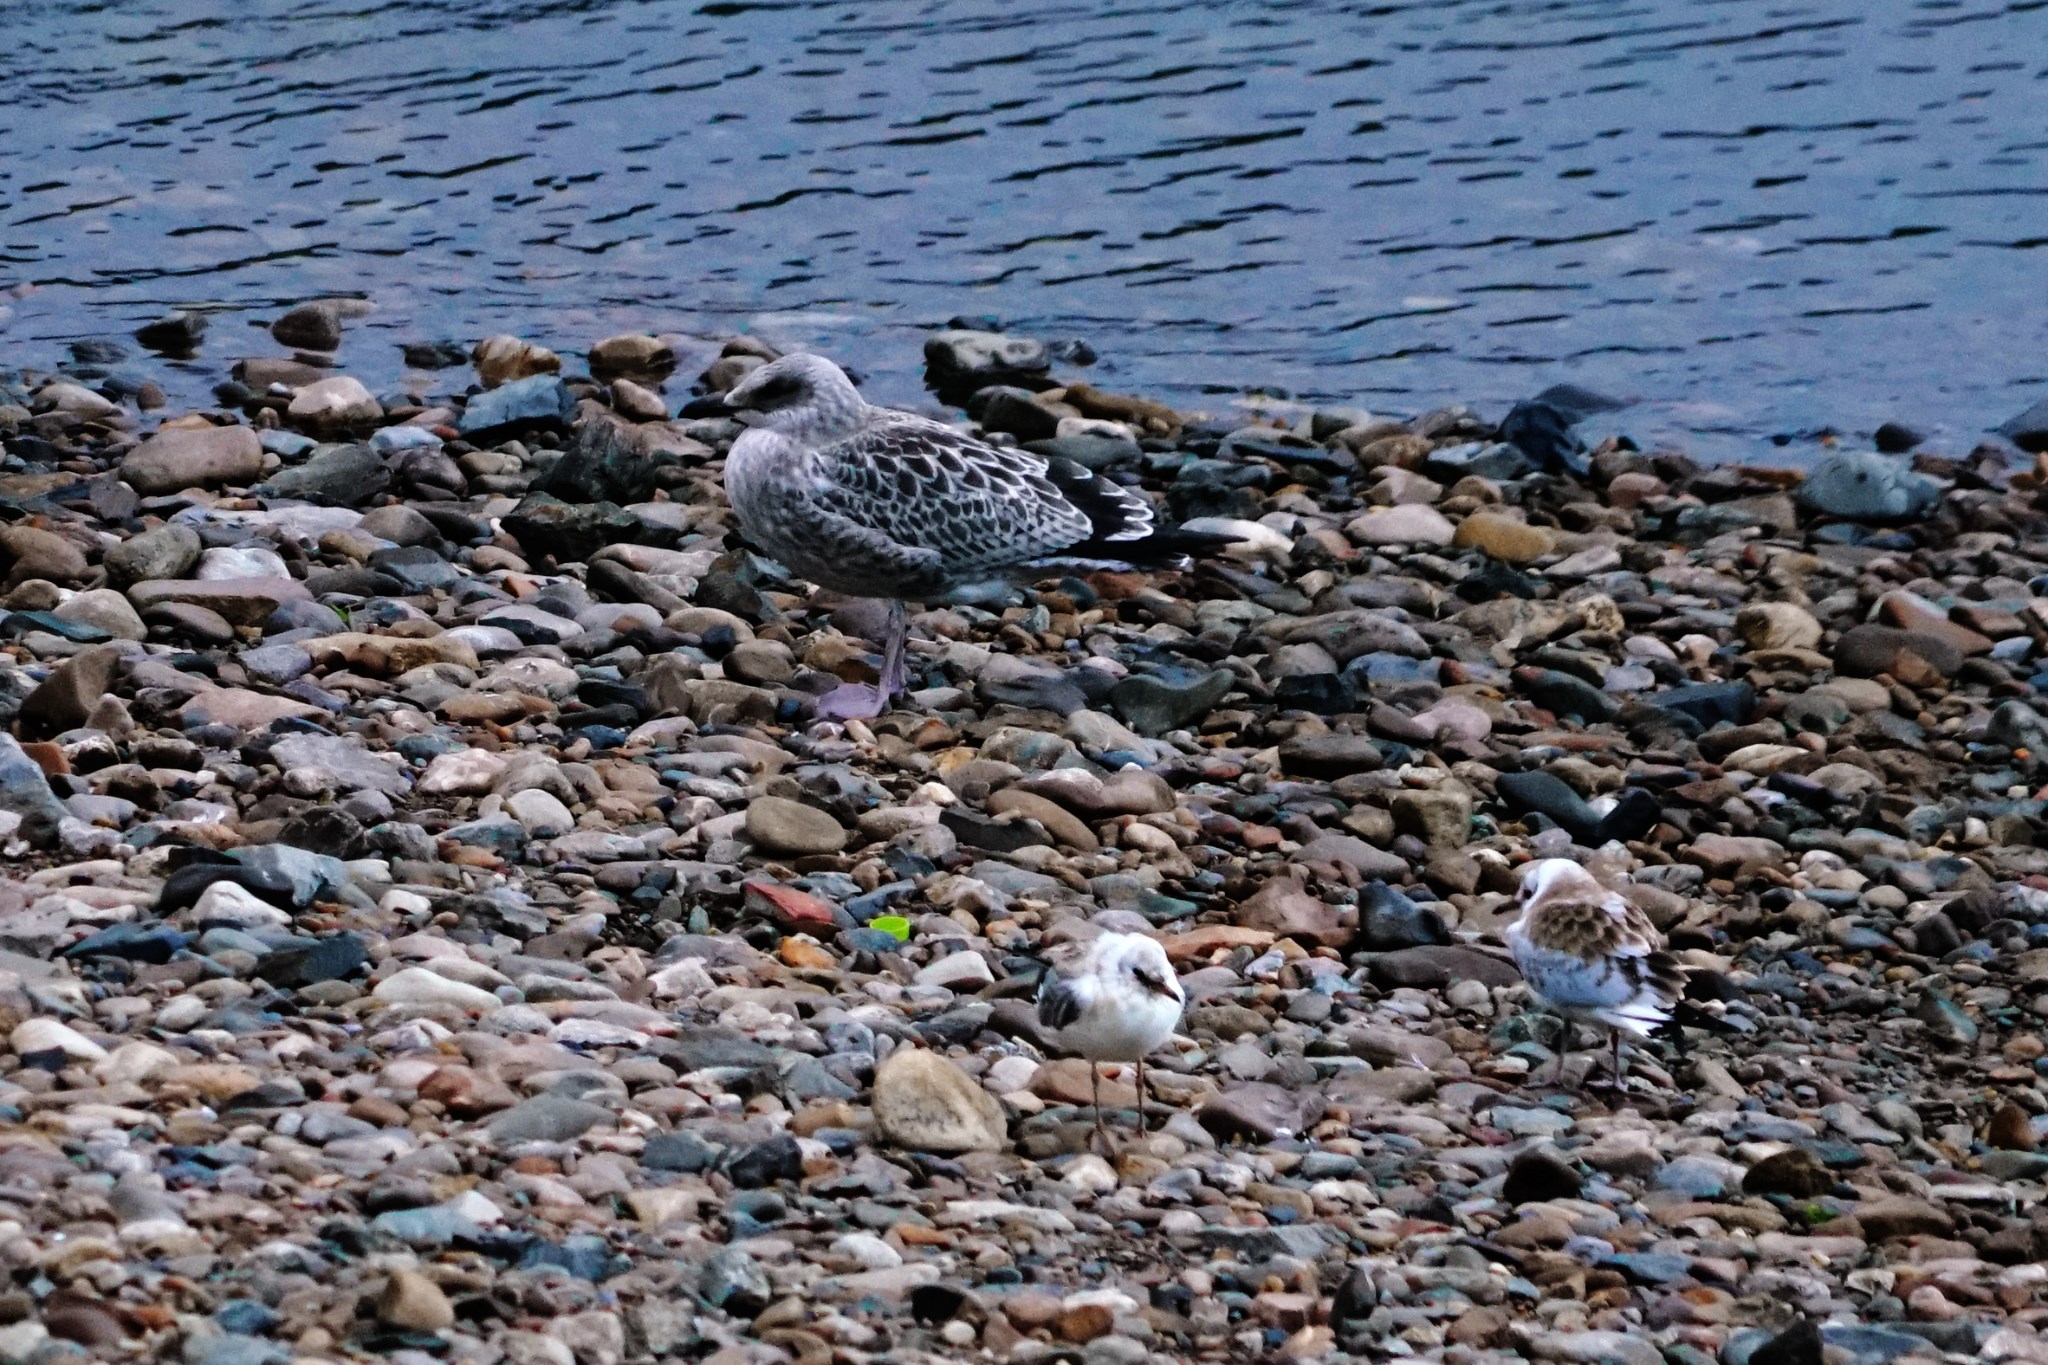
[1,305,2047,1365]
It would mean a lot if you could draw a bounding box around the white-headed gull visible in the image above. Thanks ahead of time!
[1505,857,1686,1086]
[1035,930,1185,1145]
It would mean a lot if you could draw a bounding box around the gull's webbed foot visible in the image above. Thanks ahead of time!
[814,682,892,720]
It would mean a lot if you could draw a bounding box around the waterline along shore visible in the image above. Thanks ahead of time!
[2,308,2048,1364]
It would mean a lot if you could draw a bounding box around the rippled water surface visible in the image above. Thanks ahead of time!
[9,0,2048,460]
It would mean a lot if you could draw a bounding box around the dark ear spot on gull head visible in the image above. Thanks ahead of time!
[1519,856,1576,907]
[724,367,807,413]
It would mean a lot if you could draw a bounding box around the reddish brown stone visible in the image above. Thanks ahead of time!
[1989,1102,2036,1152]
[1237,877,1351,949]
[1877,590,1993,657]
[1159,925,1276,963]
[1056,1304,1114,1343]
[417,1065,518,1117]
[347,1095,409,1127]
[18,741,67,777]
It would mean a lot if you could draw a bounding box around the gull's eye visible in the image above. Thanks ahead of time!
[747,375,804,409]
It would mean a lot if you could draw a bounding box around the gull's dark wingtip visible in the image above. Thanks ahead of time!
[1036,974,1083,1031]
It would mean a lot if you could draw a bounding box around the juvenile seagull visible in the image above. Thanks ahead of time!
[1505,857,1685,1087]
[1035,931,1186,1146]
[685,353,1233,719]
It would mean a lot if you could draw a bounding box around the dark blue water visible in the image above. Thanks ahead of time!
[7,0,2047,461]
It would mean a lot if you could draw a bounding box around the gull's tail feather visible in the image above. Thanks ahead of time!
[1033,457,1244,571]
[1045,457,1155,542]
[1664,999,1741,1035]
[1594,999,1674,1037]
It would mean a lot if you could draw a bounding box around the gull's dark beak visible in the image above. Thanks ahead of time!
[680,394,738,418]
[1133,967,1178,1000]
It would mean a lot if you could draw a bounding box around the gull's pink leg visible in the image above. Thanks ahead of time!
[1136,1056,1148,1136]
[1091,1065,1109,1154]
[816,601,907,720]
[877,600,909,697]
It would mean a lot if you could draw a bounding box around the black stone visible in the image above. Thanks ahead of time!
[1369,945,1522,991]
[401,340,470,369]
[1912,911,1964,957]
[1330,1265,1378,1334]
[576,678,650,716]
[1358,882,1450,950]
[1998,398,2048,454]
[135,312,206,356]
[1531,383,1626,423]
[303,567,406,598]
[1502,1147,1583,1205]
[1873,421,1923,453]
[1456,560,1538,602]
[1652,681,1755,728]
[256,444,391,507]
[909,1284,969,1325]
[1741,1148,1833,1199]
[502,494,669,565]
[254,933,370,989]
[536,416,678,505]
[1110,668,1234,736]
[1514,668,1618,723]
[917,1004,993,1049]
[1766,771,1840,808]
[158,862,299,914]
[1750,1318,1823,1365]
[390,447,468,499]
[1498,398,1587,473]
[277,807,367,860]
[724,1135,804,1189]
[941,808,1049,854]
[1596,788,1663,844]
[222,1080,307,1110]
[70,339,127,366]
[981,669,1091,714]
[973,387,1060,441]
[368,545,460,593]
[63,921,187,965]
[1273,672,1357,715]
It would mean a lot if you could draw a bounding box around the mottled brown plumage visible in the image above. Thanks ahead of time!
[1506,857,1686,1084]
[700,352,1235,718]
